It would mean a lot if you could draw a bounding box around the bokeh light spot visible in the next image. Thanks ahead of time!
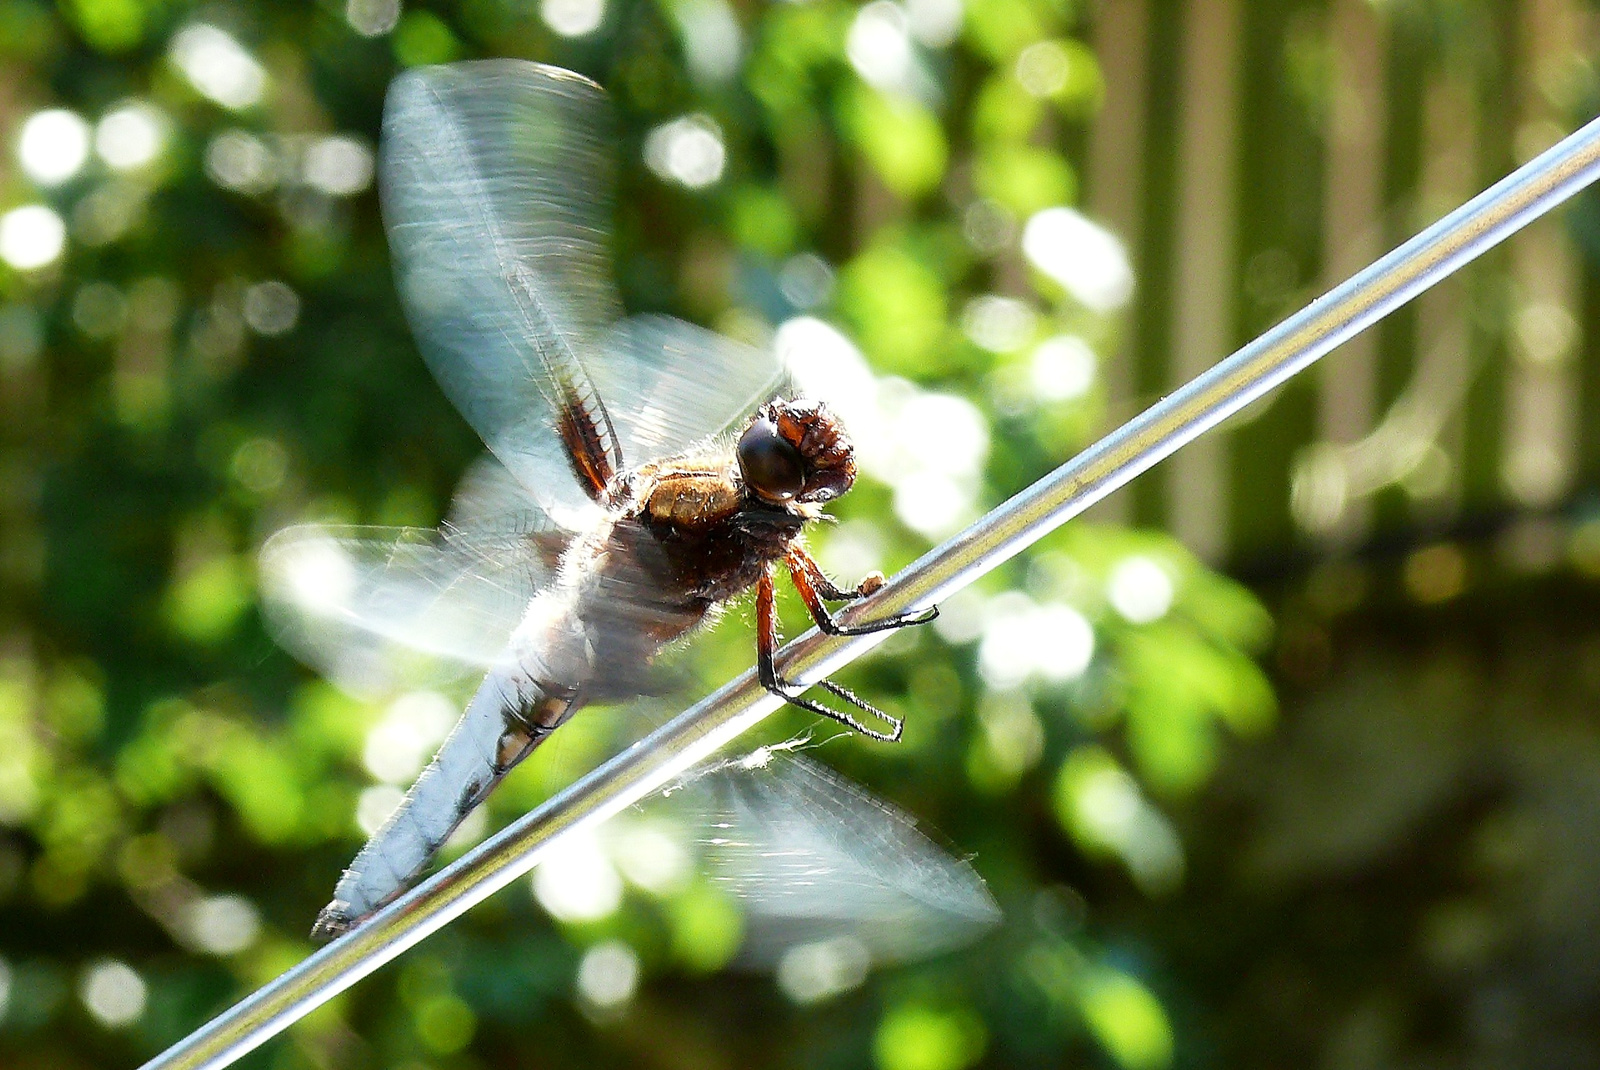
[363,691,456,784]
[978,594,1094,688]
[1055,748,1184,895]
[1403,543,1467,604]
[356,784,404,836]
[1079,971,1174,1070]
[644,116,725,189]
[778,253,835,310]
[0,205,67,270]
[1030,335,1096,402]
[184,894,261,955]
[1107,557,1174,624]
[170,25,267,110]
[205,130,276,194]
[777,936,869,1004]
[302,136,373,196]
[1022,207,1134,312]
[0,304,44,368]
[95,102,165,170]
[242,279,300,335]
[576,940,639,1008]
[80,961,146,1027]
[533,829,623,922]
[874,1003,986,1070]
[1016,40,1071,98]
[414,993,476,1053]
[848,1,913,91]
[905,0,963,47]
[18,109,91,186]
[72,282,127,338]
[676,0,742,83]
[961,294,1036,353]
[541,0,605,37]
[609,821,690,895]
[977,692,1044,778]
[346,0,400,36]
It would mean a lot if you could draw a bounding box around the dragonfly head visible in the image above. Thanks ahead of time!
[737,399,856,507]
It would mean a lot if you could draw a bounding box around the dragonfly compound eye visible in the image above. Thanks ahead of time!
[738,416,807,503]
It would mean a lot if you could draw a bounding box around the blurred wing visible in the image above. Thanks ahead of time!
[447,453,562,537]
[659,751,1000,969]
[381,60,622,528]
[259,524,560,695]
[382,62,787,520]
[596,315,787,462]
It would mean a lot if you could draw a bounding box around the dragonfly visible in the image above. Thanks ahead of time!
[260,59,994,960]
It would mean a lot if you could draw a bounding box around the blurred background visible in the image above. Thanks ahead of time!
[1,0,1599,1067]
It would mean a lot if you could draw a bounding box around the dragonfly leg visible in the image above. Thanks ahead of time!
[786,546,939,637]
[757,566,903,742]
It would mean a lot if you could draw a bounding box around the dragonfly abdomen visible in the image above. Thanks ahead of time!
[311,663,578,940]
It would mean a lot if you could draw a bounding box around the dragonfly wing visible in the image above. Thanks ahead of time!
[658,751,1000,969]
[258,524,557,695]
[596,314,787,463]
[381,60,621,528]
[384,61,788,503]
[446,452,572,540]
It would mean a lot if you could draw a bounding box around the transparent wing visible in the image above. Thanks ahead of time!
[596,314,787,463]
[258,523,561,696]
[651,750,1000,970]
[382,61,784,526]
[382,60,622,528]
[446,453,561,537]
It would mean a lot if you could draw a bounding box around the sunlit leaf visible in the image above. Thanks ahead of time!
[668,880,743,972]
[840,85,947,199]
[873,1003,986,1070]
[1079,969,1173,1070]
[164,555,253,645]
[837,237,949,373]
[729,184,800,257]
[962,0,1054,62]
[974,144,1077,217]
[394,9,462,67]
[972,75,1042,145]
[65,0,146,53]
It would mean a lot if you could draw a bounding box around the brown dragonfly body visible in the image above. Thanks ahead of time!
[260,60,939,942]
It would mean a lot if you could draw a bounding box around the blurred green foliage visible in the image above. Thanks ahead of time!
[0,0,1291,1068]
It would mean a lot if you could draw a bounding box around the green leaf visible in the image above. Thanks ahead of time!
[668,881,743,973]
[729,184,800,257]
[837,237,949,373]
[1079,969,1174,1070]
[164,555,252,646]
[874,1003,987,1070]
[963,0,1054,62]
[393,10,462,67]
[64,0,146,53]
[972,75,1042,145]
[840,85,948,199]
[974,144,1077,216]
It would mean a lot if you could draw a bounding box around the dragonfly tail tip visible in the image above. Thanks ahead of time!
[310,901,356,943]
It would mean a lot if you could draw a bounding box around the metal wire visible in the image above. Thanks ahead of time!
[141,113,1600,1070]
